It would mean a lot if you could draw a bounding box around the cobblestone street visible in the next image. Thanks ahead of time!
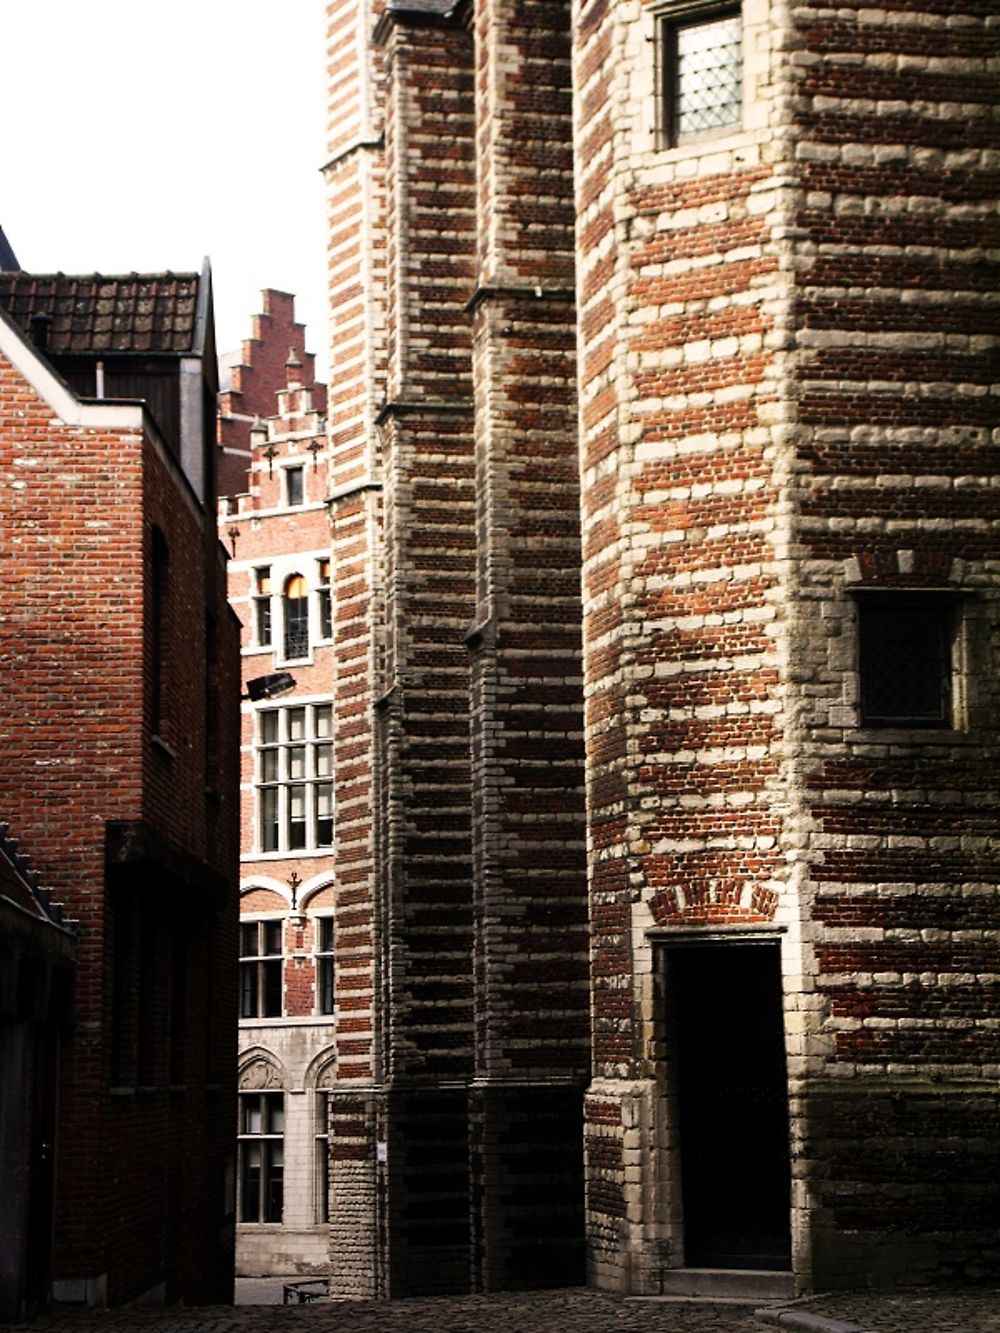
[5,1286,998,1333]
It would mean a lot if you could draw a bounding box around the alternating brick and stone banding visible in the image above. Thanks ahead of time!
[323,0,999,1300]
[574,0,999,1295]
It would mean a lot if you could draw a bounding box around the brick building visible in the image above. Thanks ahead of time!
[318,0,999,1301]
[217,301,335,1275]
[0,266,240,1308]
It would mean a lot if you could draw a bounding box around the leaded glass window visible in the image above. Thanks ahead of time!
[664,7,742,142]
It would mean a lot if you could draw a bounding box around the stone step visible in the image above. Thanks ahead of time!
[659,1268,796,1301]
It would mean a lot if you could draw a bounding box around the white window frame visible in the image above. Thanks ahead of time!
[238,1090,285,1224]
[256,702,334,854]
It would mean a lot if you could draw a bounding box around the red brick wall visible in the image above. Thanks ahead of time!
[0,338,238,1305]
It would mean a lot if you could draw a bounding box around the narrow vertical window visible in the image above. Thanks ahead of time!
[285,465,305,507]
[315,915,335,1015]
[317,558,332,640]
[283,574,309,660]
[315,1091,330,1223]
[662,5,742,145]
[240,919,283,1018]
[239,1091,284,1223]
[254,567,273,647]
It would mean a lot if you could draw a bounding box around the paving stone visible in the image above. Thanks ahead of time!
[5,1286,999,1333]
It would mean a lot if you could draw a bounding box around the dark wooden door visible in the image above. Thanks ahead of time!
[671,944,791,1270]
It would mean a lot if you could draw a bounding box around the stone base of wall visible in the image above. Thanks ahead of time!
[470,1079,586,1291]
[805,1079,1000,1289]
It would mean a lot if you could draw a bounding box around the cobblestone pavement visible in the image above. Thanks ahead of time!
[6,1285,998,1333]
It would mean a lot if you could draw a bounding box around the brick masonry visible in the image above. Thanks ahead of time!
[0,306,239,1307]
[574,0,1000,1295]
[218,305,337,1278]
[320,0,999,1301]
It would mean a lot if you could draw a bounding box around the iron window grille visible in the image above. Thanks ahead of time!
[857,594,956,729]
[238,1091,284,1223]
[240,919,283,1018]
[659,3,742,146]
[257,703,334,853]
[283,573,310,660]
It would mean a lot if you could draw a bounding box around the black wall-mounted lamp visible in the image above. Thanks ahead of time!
[243,672,296,702]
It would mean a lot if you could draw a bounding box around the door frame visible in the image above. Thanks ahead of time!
[652,929,792,1272]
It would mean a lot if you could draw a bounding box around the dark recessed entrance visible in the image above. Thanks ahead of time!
[667,941,791,1270]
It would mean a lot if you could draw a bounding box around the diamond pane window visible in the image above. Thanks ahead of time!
[667,9,742,141]
[858,597,955,729]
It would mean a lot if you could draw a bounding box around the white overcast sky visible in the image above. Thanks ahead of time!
[1,0,329,375]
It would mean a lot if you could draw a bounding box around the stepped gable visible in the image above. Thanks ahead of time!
[0,821,76,940]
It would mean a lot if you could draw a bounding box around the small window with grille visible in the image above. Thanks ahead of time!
[857,595,956,729]
[283,574,310,661]
[660,3,742,146]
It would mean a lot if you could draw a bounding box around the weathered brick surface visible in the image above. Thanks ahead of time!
[574,0,999,1297]
[0,322,238,1306]
[218,307,336,1278]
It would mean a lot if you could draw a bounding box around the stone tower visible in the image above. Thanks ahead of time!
[574,0,1000,1295]
[322,0,1000,1299]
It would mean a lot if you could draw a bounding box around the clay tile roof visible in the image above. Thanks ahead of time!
[0,270,201,355]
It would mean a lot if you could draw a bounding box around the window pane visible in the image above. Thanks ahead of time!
[260,712,279,745]
[289,786,307,850]
[261,788,279,852]
[289,745,306,780]
[240,1142,262,1223]
[284,599,309,660]
[263,921,283,955]
[319,589,332,640]
[262,958,282,1017]
[240,923,258,957]
[256,568,271,594]
[256,599,272,646]
[288,708,306,741]
[265,1142,284,1222]
[859,601,952,727]
[267,1096,285,1134]
[240,961,259,1019]
[316,1132,329,1223]
[242,1095,263,1134]
[286,467,304,507]
[315,704,332,738]
[316,784,333,847]
[316,743,332,779]
[675,13,742,137]
[318,956,335,1015]
[261,749,279,783]
[319,917,335,953]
